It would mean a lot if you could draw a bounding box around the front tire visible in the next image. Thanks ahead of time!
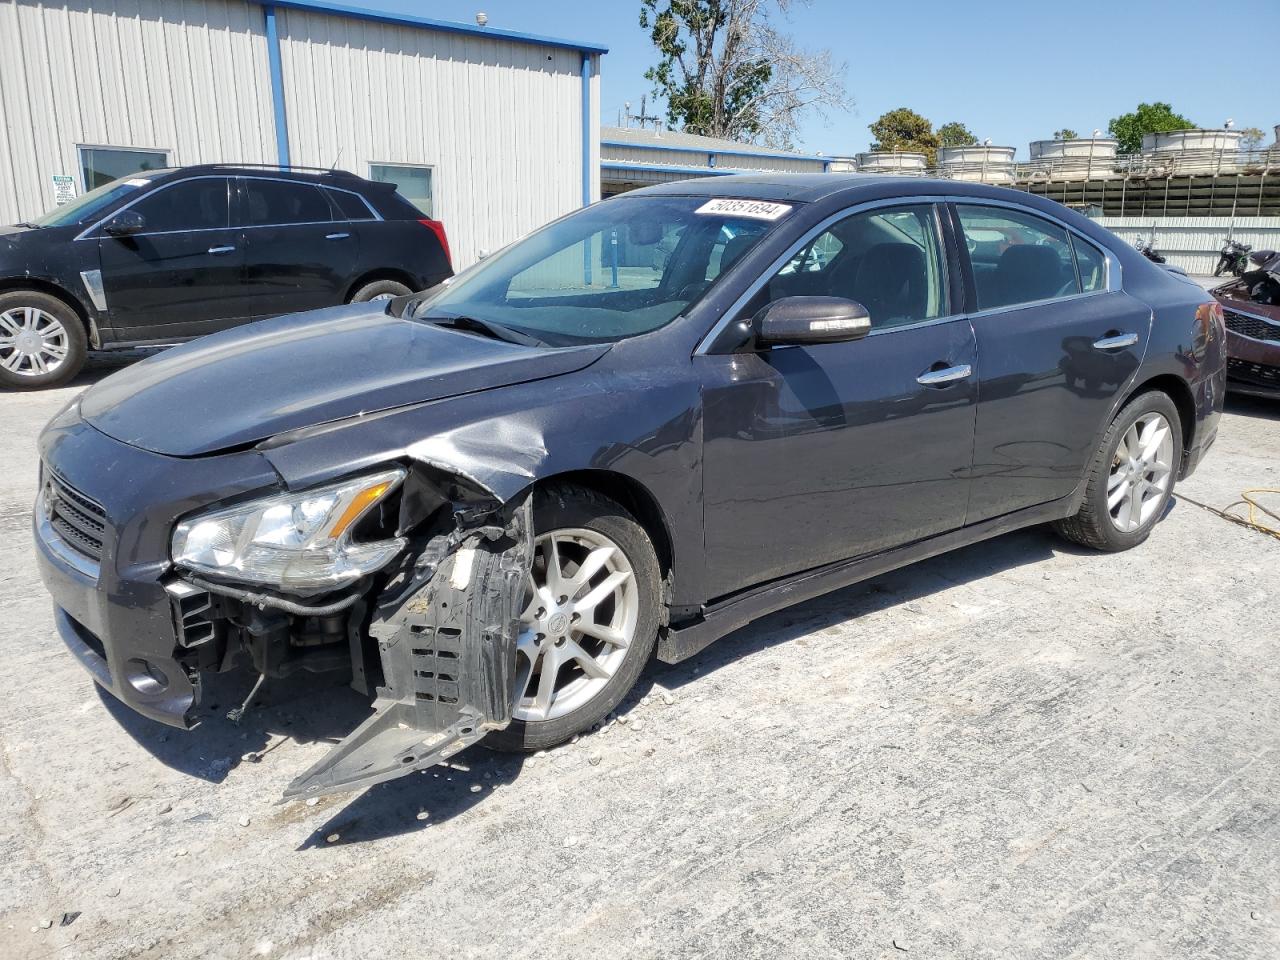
[1053,391,1182,552]
[0,291,87,390]
[487,484,662,753]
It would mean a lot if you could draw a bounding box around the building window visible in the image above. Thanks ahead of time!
[79,146,171,191]
[369,163,433,217]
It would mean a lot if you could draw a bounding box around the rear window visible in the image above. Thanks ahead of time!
[324,188,376,221]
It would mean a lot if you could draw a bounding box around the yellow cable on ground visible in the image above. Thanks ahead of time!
[1179,488,1280,542]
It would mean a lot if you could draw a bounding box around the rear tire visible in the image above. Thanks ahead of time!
[487,484,662,753]
[1053,391,1182,552]
[348,279,412,303]
[0,290,87,391]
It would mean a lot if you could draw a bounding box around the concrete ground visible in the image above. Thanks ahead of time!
[2,359,1278,960]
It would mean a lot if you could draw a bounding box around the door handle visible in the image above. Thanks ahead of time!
[207,245,235,255]
[325,232,351,240]
[1092,332,1139,351]
[916,363,972,387]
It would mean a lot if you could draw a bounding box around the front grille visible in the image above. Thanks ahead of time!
[1224,309,1280,342]
[1227,358,1280,388]
[45,471,107,561]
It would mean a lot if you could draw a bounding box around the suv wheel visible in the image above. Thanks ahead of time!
[1053,391,1182,551]
[349,279,412,303]
[0,291,87,390]
[487,485,662,752]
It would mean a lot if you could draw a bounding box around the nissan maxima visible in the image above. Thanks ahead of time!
[33,174,1226,799]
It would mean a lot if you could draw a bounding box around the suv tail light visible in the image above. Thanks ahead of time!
[418,219,452,268]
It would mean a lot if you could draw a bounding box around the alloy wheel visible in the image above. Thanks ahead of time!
[1107,412,1174,533]
[0,307,70,377]
[513,527,639,722]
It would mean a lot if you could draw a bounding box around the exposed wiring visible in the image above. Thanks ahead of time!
[1178,488,1280,542]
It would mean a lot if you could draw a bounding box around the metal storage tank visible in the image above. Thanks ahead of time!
[1140,129,1243,176]
[937,145,1016,183]
[1025,138,1119,181]
[854,152,928,175]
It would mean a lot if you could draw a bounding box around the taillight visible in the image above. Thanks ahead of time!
[418,219,452,268]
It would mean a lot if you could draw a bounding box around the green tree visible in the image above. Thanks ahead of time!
[1107,102,1195,154]
[639,0,850,148]
[1053,127,1079,140]
[869,107,940,164]
[1240,126,1266,152]
[937,121,976,147]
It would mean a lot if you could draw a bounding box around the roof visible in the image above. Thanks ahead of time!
[601,126,823,163]
[624,171,1083,211]
[255,0,608,55]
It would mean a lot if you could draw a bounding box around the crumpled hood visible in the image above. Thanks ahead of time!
[81,303,609,457]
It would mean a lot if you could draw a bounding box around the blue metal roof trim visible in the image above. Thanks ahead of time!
[601,139,824,164]
[601,161,735,177]
[257,0,609,54]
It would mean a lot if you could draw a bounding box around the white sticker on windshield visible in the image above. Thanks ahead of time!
[696,198,792,221]
[125,178,151,187]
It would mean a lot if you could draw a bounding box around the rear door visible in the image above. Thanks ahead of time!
[236,177,359,317]
[954,203,1151,523]
[97,176,245,340]
[699,202,978,599]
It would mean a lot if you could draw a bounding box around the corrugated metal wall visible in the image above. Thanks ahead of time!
[1094,216,1280,275]
[0,0,276,224]
[275,6,599,268]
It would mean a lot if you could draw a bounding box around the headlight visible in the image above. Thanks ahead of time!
[171,468,407,592]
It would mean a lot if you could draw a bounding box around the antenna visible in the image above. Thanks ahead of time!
[330,146,343,171]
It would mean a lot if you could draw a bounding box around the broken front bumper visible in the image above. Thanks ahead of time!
[284,500,534,800]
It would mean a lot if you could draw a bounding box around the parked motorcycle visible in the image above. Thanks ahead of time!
[1214,237,1253,278]
[1135,237,1167,264]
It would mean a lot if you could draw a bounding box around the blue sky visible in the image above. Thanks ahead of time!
[365,1,1276,159]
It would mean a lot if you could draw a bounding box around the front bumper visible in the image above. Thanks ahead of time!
[34,407,280,727]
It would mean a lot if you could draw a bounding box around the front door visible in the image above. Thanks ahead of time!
[97,177,246,341]
[699,203,978,600]
[236,177,358,318]
[953,204,1150,523]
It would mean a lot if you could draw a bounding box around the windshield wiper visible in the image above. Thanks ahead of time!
[15,221,38,229]
[419,313,549,348]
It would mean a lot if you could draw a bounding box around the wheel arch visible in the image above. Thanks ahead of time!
[344,268,418,302]
[531,469,675,581]
[0,278,92,335]
[1122,373,1196,452]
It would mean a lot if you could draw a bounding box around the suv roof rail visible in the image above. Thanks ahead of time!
[186,163,361,178]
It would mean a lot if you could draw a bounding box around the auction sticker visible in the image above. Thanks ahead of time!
[696,198,792,221]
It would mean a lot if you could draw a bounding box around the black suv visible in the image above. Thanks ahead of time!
[0,164,453,389]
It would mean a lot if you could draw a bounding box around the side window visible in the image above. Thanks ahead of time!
[325,188,376,221]
[753,204,948,330]
[956,205,1080,310]
[129,178,230,233]
[1072,235,1108,292]
[239,179,333,226]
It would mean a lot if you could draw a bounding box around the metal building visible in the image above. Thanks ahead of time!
[600,125,828,197]
[0,0,605,267]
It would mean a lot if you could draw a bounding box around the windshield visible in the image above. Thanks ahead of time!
[29,171,169,228]
[414,195,787,345]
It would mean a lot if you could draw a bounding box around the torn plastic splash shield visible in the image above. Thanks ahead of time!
[283,499,533,800]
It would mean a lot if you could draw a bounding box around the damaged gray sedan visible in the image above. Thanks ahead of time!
[33,174,1225,799]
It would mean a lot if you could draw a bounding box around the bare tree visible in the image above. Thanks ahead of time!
[640,0,850,148]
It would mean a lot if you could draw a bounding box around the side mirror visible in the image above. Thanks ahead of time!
[753,296,871,347]
[103,210,146,237]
